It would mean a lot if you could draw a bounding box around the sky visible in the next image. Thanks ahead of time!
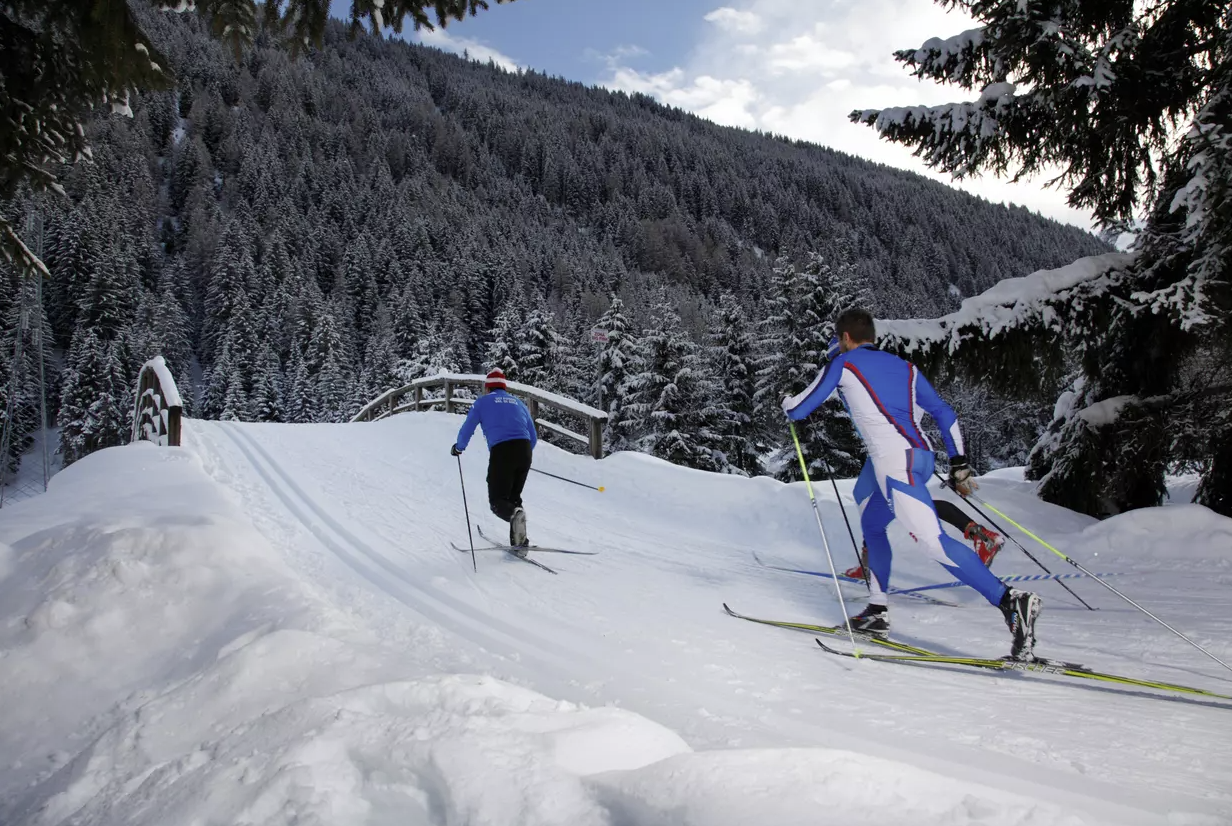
[332,0,1096,231]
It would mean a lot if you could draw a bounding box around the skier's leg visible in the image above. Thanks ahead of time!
[886,451,1008,607]
[854,459,893,608]
[934,499,970,533]
[509,439,532,511]
[486,441,516,522]
[936,497,1003,564]
[508,440,533,547]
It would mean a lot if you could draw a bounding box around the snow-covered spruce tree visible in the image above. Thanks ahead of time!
[856,1,1232,515]
[519,308,566,393]
[58,328,129,467]
[624,293,724,471]
[753,256,807,447]
[595,295,639,453]
[485,305,524,377]
[357,306,402,406]
[755,252,866,481]
[284,348,313,423]
[0,270,57,475]
[708,292,760,475]
[252,342,286,423]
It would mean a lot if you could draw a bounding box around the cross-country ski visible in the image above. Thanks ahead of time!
[474,524,597,554]
[814,640,1232,703]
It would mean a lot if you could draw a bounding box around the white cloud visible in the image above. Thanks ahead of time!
[415,28,520,72]
[704,7,764,34]
[611,44,649,59]
[599,0,1092,229]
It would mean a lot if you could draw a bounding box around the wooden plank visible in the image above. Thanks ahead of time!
[167,406,182,447]
[536,418,588,446]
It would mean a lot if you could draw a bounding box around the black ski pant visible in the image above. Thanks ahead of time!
[487,438,533,522]
[935,499,973,534]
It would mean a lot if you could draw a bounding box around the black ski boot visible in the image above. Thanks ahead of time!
[999,588,1042,660]
[847,603,890,637]
[509,507,529,558]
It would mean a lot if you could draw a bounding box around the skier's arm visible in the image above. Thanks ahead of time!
[783,355,846,421]
[914,369,966,457]
[455,398,483,451]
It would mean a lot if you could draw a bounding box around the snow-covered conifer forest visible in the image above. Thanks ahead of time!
[0,5,1110,488]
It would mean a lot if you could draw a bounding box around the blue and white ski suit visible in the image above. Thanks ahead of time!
[784,344,1007,608]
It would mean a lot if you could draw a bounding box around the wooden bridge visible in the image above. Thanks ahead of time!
[352,373,609,459]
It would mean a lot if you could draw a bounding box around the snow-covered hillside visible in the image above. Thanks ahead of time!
[2,413,1230,825]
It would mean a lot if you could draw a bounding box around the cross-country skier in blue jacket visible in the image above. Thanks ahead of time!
[783,308,1042,660]
[452,369,539,555]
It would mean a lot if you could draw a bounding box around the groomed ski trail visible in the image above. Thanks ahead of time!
[182,414,1232,822]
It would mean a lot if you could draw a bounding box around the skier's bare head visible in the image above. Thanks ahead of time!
[835,308,875,352]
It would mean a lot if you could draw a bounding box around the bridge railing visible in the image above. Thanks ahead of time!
[131,356,183,447]
[352,372,608,459]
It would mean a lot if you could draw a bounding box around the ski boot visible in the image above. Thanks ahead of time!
[999,588,1041,660]
[509,507,529,558]
[843,544,870,579]
[847,603,890,637]
[964,522,1004,566]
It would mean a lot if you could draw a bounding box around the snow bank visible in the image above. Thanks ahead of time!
[1077,503,1232,565]
[0,440,682,825]
[592,748,1089,826]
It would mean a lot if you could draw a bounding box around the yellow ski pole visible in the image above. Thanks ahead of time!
[973,494,1232,677]
[790,422,861,656]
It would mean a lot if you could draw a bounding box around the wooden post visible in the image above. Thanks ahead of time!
[413,386,422,412]
[444,380,453,414]
[589,418,604,460]
[527,398,540,438]
[167,405,182,447]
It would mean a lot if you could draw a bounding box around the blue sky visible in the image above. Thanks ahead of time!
[330,1,1090,230]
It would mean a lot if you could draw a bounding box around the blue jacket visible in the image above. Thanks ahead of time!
[783,344,964,459]
[455,389,539,451]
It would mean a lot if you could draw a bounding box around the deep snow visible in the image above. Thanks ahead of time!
[1,413,1230,825]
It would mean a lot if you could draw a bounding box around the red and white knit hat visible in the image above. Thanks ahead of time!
[484,369,508,390]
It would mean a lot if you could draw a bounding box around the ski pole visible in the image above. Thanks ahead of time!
[456,455,477,573]
[821,456,871,590]
[969,493,1232,676]
[530,467,605,492]
[935,472,1096,611]
[790,422,861,654]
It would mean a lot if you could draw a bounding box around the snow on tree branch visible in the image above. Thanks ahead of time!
[878,252,1134,355]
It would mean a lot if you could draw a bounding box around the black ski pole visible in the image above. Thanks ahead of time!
[530,467,605,492]
[821,457,871,591]
[457,455,477,572]
[933,471,1096,611]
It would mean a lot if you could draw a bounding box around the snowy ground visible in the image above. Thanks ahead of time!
[1,413,1230,825]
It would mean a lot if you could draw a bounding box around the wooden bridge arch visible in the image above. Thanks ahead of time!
[352,373,608,459]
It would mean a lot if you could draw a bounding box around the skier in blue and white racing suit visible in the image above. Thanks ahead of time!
[783,308,1042,660]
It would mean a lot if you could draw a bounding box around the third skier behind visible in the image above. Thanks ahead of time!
[783,308,1042,660]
